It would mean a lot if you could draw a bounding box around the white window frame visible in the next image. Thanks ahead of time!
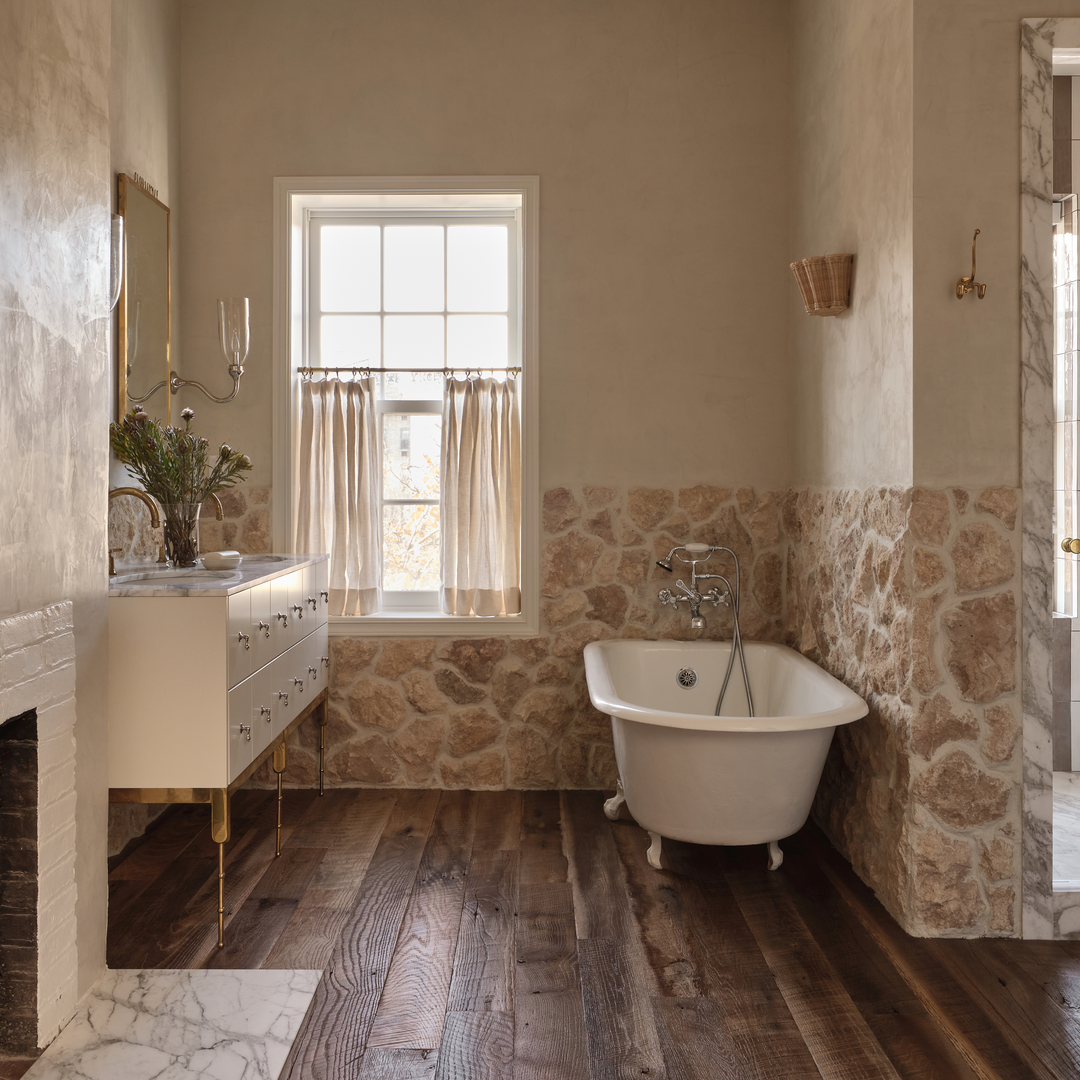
[273,176,539,637]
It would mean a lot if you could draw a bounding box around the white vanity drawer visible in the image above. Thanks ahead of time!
[228,678,252,782]
[249,580,274,671]
[227,590,252,687]
[248,663,275,758]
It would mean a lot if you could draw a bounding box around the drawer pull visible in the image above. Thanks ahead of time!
[276,612,289,628]
[291,604,304,621]
[259,706,272,723]
[308,665,319,681]
[307,596,318,611]
[320,591,329,604]
[237,632,250,649]
[321,655,330,668]
[239,723,252,741]
[258,621,271,638]
[292,677,305,693]
[277,690,289,707]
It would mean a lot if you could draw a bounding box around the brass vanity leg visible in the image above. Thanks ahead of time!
[272,737,287,857]
[210,789,229,949]
[318,698,328,797]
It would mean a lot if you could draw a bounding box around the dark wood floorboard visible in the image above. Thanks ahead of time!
[103,788,1080,1080]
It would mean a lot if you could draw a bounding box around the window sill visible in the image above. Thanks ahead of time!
[329,611,539,638]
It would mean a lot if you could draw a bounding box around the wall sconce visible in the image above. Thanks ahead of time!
[171,298,250,403]
[790,253,854,316]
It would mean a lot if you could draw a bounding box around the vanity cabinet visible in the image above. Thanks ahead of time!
[108,557,329,790]
[107,555,330,948]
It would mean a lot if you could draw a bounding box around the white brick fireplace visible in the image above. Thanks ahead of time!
[0,602,79,1050]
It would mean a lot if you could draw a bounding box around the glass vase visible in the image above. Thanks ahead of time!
[161,500,202,567]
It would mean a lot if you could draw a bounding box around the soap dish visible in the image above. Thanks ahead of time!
[202,551,242,571]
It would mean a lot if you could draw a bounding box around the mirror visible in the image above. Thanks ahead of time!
[118,173,170,422]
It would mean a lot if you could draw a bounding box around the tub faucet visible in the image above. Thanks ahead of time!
[658,580,728,628]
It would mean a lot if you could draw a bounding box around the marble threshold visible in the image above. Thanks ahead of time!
[21,969,320,1080]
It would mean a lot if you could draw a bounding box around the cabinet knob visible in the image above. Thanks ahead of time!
[308,665,319,681]
[1064,538,1080,554]
[239,723,252,741]
[276,611,289,628]
[320,591,329,604]
[321,655,330,667]
[259,706,272,723]
[307,596,318,611]
[292,677,304,693]
[277,690,289,707]
[237,632,250,649]
[259,621,271,638]
[291,604,304,620]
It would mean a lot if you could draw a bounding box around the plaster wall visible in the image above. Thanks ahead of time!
[176,0,793,494]
[0,0,111,1006]
[109,0,182,428]
[789,0,914,489]
[909,0,1066,489]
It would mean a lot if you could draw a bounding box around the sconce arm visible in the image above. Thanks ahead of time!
[170,366,243,404]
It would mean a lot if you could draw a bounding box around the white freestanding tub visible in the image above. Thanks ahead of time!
[583,639,868,869]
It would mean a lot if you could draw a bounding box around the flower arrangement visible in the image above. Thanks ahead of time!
[110,406,253,565]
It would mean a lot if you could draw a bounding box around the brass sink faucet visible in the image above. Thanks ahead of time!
[108,487,164,570]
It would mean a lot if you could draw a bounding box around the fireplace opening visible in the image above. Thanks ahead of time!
[0,708,38,1054]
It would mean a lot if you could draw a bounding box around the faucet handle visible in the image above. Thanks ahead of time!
[658,588,679,608]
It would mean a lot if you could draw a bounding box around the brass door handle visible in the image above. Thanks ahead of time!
[1063,538,1080,554]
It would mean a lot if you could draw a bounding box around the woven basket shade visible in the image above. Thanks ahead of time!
[789,253,853,316]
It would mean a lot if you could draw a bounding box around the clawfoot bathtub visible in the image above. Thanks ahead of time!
[583,639,868,870]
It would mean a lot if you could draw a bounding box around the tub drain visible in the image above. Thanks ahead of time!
[676,667,698,688]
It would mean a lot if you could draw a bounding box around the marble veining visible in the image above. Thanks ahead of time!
[109,554,327,597]
[22,969,321,1080]
[1022,18,1062,940]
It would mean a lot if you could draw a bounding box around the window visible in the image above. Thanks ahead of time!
[273,178,539,637]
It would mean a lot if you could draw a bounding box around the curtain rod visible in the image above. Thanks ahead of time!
[298,365,521,377]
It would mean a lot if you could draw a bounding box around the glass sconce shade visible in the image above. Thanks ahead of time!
[218,297,250,368]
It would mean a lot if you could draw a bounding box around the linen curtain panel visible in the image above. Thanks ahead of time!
[296,377,382,616]
[441,375,521,616]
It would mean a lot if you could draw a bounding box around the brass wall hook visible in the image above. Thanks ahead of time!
[956,229,987,299]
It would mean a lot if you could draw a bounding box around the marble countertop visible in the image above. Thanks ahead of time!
[109,554,328,597]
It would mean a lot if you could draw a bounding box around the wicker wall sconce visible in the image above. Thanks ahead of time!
[790,253,854,316]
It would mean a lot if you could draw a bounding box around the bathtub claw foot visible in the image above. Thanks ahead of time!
[647,831,664,869]
[768,840,783,871]
[603,779,626,821]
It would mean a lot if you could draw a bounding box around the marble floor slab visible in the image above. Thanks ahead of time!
[1054,772,1080,891]
[23,968,321,1080]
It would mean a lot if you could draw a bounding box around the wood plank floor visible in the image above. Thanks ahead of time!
[66,788,1080,1078]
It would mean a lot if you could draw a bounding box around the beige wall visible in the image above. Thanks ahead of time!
[909,1,1077,489]
[109,0,182,429]
[177,0,793,494]
[790,0,914,489]
[0,0,111,1002]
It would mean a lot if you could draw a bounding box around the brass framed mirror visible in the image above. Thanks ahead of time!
[118,173,170,422]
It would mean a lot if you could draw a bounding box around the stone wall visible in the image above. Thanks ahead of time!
[789,487,1022,937]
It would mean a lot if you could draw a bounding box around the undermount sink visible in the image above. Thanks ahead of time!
[112,569,241,584]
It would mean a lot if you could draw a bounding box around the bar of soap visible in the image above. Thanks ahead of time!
[202,550,242,570]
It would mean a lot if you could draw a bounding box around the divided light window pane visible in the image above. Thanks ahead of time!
[447,315,508,368]
[384,227,444,311]
[320,226,380,312]
[321,315,381,367]
[383,504,441,591]
[447,226,508,311]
